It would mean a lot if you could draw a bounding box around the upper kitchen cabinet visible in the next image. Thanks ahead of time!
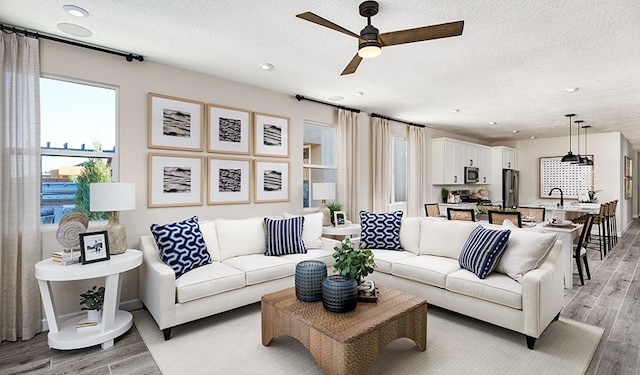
[432,138,463,184]
[431,138,491,185]
[494,146,516,169]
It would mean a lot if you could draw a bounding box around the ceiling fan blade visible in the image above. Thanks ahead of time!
[341,54,363,76]
[296,12,359,39]
[379,20,464,47]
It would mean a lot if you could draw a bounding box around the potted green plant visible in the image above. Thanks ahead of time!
[80,285,105,322]
[327,202,344,225]
[331,238,376,284]
[441,187,450,203]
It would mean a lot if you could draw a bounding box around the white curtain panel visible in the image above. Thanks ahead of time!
[0,31,42,341]
[371,117,391,212]
[337,109,360,223]
[408,126,426,217]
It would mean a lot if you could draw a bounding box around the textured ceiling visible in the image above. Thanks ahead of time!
[2,0,639,148]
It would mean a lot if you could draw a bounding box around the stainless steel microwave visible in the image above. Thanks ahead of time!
[465,167,479,183]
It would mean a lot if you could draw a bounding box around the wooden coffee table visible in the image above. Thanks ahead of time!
[261,285,427,375]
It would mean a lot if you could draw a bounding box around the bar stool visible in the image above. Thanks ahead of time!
[588,203,609,259]
[608,200,618,249]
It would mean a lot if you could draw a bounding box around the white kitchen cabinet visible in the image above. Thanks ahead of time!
[432,138,463,184]
[502,147,516,169]
[477,147,492,184]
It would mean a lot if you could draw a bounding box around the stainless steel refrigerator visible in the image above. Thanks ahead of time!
[502,169,519,208]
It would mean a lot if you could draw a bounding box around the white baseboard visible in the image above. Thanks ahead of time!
[40,298,143,332]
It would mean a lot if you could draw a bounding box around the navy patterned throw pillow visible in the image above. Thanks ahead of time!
[458,225,511,279]
[150,216,211,278]
[359,210,403,250]
[264,216,307,256]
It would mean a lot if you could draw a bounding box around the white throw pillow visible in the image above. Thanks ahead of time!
[399,217,422,255]
[199,220,221,262]
[215,217,266,260]
[419,219,478,259]
[283,212,324,249]
[495,228,558,282]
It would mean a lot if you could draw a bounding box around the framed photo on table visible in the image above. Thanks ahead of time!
[148,153,204,207]
[254,160,289,203]
[148,93,204,151]
[334,211,347,227]
[207,104,251,154]
[208,157,251,204]
[254,112,289,157]
[79,231,110,264]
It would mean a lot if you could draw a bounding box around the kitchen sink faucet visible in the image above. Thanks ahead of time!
[548,187,564,207]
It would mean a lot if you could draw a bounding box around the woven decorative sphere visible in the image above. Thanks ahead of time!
[295,260,327,302]
[56,220,86,249]
[322,275,358,313]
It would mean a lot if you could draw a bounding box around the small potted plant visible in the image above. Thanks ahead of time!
[331,238,376,284]
[80,285,105,322]
[441,187,450,203]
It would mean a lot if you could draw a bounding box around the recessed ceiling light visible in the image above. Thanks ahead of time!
[328,96,344,102]
[451,109,460,113]
[63,5,89,17]
[488,122,496,125]
[57,23,92,37]
[565,87,579,93]
[512,130,519,133]
[259,63,273,70]
[353,92,364,97]
[530,136,536,139]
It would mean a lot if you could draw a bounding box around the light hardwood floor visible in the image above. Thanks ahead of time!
[1,219,639,374]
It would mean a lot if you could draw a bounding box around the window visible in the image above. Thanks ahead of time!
[303,122,337,208]
[40,77,117,224]
[391,137,407,203]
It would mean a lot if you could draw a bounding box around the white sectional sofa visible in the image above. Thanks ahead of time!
[363,217,565,349]
[138,214,339,340]
[139,214,564,349]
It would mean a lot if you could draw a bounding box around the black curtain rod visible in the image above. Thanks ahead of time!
[371,113,425,128]
[295,95,360,113]
[1,24,144,62]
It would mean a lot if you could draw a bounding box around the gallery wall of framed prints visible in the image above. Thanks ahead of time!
[147,92,291,207]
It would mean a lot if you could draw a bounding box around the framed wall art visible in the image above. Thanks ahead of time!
[148,93,204,151]
[207,104,251,154]
[254,112,290,157]
[148,153,204,207]
[625,156,633,178]
[539,155,593,199]
[207,157,251,205]
[79,231,110,264]
[625,178,633,200]
[254,160,290,203]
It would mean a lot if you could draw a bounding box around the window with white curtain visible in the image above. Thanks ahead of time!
[39,77,117,224]
[391,137,407,203]
[303,121,337,208]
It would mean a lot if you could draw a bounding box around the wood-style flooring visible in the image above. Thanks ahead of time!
[1,219,639,375]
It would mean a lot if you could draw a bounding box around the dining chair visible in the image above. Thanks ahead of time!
[447,208,475,222]
[574,214,595,285]
[516,207,545,223]
[488,211,522,227]
[424,203,441,217]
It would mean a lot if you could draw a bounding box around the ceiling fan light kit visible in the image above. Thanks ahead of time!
[297,1,464,75]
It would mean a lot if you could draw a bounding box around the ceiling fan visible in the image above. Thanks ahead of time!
[297,1,464,75]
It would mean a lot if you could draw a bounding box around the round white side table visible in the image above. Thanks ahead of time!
[321,223,361,239]
[35,249,142,350]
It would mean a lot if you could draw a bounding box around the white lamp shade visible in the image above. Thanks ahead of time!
[90,182,136,212]
[312,183,336,201]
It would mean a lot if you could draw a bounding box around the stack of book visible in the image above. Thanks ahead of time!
[76,318,100,331]
[51,250,81,265]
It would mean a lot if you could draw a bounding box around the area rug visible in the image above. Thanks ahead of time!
[133,303,603,375]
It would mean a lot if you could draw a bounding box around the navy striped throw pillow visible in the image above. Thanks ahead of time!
[459,225,511,279]
[264,217,307,256]
[150,216,212,278]
[359,210,403,250]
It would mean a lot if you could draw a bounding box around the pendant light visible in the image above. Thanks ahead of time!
[581,123,594,166]
[561,114,579,163]
[574,120,588,165]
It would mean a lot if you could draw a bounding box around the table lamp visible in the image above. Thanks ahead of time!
[313,182,335,226]
[90,182,136,255]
